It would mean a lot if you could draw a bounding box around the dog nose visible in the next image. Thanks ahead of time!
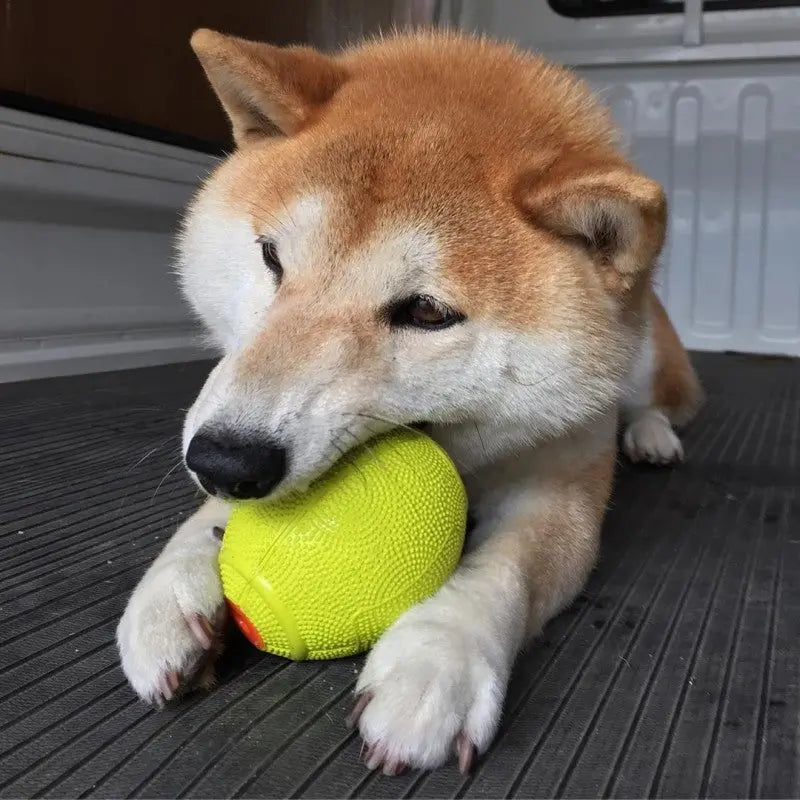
[185,432,287,499]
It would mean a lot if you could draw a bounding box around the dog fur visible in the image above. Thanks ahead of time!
[117,29,702,774]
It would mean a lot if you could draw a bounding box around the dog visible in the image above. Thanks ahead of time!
[117,28,702,775]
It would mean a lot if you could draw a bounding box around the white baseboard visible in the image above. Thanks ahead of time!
[0,107,218,383]
[0,329,211,384]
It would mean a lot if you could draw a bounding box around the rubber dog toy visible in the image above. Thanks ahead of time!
[218,429,467,660]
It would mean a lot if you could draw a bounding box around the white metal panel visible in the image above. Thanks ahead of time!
[460,2,800,356]
[0,108,217,382]
[588,62,800,355]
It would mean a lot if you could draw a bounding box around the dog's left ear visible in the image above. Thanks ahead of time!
[517,156,666,291]
[190,28,345,145]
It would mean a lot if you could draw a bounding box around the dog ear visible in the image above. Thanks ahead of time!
[517,155,666,291]
[190,28,345,145]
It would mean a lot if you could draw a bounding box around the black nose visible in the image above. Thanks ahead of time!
[185,432,287,499]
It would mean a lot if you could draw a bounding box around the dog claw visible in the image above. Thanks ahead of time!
[167,670,180,692]
[157,673,174,703]
[365,745,385,771]
[382,759,408,777]
[186,613,213,650]
[346,692,371,729]
[352,699,469,775]
[382,760,397,776]
[456,733,476,774]
[360,741,407,776]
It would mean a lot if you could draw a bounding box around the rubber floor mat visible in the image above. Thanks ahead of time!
[0,353,797,798]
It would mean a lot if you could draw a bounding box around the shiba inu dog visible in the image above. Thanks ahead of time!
[117,29,702,775]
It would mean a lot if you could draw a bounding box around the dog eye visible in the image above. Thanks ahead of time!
[257,236,283,282]
[389,295,465,330]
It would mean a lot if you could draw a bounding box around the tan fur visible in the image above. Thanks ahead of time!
[651,292,704,425]
[189,29,680,414]
[117,28,702,771]
[190,29,346,141]
[468,428,617,635]
[521,453,614,636]
[191,30,658,313]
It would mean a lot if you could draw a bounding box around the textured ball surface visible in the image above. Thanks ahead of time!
[218,429,467,660]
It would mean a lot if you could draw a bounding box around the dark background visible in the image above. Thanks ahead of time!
[0,0,313,151]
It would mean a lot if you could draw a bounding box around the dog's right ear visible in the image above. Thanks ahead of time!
[517,154,666,293]
[190,28,346,146]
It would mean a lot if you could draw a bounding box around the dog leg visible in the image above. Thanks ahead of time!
[622,292,702,465]
[351,449,613,774]
[117,497,231,705]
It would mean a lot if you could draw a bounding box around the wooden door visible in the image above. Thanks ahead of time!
[0,0,311,150]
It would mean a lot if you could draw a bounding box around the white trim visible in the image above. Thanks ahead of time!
[534,40,800,68]
[0,109,218,383]
[0,329,211,384]
[0,106,218,211]
[0,106,217,182]
[459,4,800,66]
[682,0,704,47]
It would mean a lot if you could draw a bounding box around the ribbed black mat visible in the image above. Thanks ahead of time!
[1,353,797,799]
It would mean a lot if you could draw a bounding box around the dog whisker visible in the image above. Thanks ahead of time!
[473,421,489,463]
[505,365,563,391]
[126,434,181,472]
[273,182,300,233]
[242,197,293,232]
[151,457,184,501]
[345,412,420,437]
[342,425,392,478]
[331,432,370,491]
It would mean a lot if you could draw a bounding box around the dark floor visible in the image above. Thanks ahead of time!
[0,353,798,799]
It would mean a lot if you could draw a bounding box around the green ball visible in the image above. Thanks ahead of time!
[218,429,467,660]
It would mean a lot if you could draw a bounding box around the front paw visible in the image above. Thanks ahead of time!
[116,544,226,706]
[350,607,506,775]
[623,409,684,464]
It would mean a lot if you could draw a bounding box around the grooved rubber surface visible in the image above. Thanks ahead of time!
[0,353,797,798]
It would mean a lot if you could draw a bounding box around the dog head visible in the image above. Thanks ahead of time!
[178,30,665,499]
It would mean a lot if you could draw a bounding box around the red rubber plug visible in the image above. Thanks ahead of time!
[227,600,264,649]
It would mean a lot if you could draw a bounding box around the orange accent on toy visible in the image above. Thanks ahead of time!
[227,599,264,649]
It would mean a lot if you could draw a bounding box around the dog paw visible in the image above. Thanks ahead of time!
[349,607,504,775]
[623,410,683,465]
[117,537,226,706]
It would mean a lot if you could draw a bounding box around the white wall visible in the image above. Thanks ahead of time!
[460,3,800,357]
[0,108,217,382]
[3,4,797,383]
